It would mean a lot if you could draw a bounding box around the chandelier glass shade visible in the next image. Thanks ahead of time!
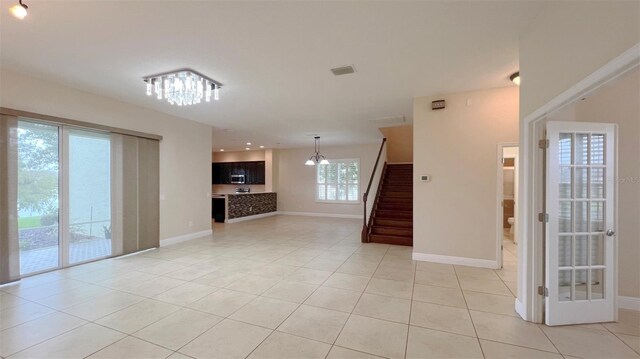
[143,69,222,106]
[305,136,329,166]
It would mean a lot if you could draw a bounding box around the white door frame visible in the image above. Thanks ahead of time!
[496,142,519,269]
[516,43,640,323]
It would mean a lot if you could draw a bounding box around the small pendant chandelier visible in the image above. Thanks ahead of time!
[305,136,329,166]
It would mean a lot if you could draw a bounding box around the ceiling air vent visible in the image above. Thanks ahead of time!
[331,65,356,76]
[369,116,407,128]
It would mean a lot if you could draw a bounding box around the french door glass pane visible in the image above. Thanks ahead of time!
[68,130,112,264]
[556,131,609,304]
[17,121,60,275]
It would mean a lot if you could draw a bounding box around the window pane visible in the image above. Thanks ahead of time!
[348,162,359,184]
[559,269,572,302]
[575,201,588,233]
[591,269,604,300]
[590,201,604,232]
[591,234,604,266]
[559,134,573,165]
[559,167,572,198]
[591,134,605,165]
[317,166,325,184]
[326,184,337,200]
[559,201,573,233]
[559,236,572,267]
[575,269,588,300]
[575,235,588,266]
[348,185,359,201]
[575,167,588,199]
[338,184,347,201]
[68,130,112,264]
[576,134,589,165]
[591,168,604,199]
[17,121,60,275]
[318,160,359,202]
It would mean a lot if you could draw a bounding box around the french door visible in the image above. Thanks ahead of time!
[17,119,112,275]
[545,121,616,325]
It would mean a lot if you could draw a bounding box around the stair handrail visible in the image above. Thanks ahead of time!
[362,138,386,242]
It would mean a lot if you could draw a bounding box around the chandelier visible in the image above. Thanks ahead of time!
[143,69,222,106]
[305,136,329,166]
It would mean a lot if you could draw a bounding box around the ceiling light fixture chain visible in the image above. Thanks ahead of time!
[143,69,222,106]
[305,136,329,166]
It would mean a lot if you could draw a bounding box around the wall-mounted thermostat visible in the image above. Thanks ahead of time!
[420,175,431,182]
[431,100,445,110]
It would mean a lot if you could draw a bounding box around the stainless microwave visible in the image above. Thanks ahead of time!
[230,174,245,184]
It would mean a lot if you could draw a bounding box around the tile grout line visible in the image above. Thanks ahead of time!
[454,264,486,359]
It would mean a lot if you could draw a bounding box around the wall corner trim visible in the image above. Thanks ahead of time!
[515,298,528,321]
[618,296,640,311]
[277,211,363,219]
[412,252,499,269]
[160,229,213,246]
[226,212,277,223]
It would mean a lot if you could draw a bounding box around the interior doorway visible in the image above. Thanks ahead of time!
[498,144,518,269]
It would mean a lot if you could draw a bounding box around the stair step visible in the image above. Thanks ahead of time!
[374,218,412,228]
[374,210,412,219]
[379,191,412,198]
[369,234,413,246]
[372,226,413,236]
[381,185,412,191]
[377,203,412,211]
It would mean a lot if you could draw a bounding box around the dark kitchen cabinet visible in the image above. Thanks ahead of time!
[212,198,225,222]
[212,161,265,184]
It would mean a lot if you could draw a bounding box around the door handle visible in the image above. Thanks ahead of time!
[606,230,615,237]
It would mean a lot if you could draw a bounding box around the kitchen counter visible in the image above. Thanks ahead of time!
[212,192,277,223]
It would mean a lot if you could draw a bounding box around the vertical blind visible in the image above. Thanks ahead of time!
[0,112,161,284]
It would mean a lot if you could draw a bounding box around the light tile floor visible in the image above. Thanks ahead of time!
[0,216,638,358]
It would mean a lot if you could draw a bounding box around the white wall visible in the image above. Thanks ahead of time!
[0,70,213,240]
[379,125,413,163]
[519,1,640,118]
[276,143,381,217]
[413,86,519,266]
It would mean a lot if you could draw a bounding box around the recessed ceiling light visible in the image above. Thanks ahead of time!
[246,142,252,145]
[259,145,265,149]
[245,147,250,150]
[9,0,28,19]
[510,72,520,86]
[220,149,225,152]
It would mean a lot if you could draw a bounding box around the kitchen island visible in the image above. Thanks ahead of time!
[212,192,277,223]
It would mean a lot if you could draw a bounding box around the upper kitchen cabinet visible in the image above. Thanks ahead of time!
[212,161,265,184]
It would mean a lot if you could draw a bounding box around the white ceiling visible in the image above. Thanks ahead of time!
[0,1,542,151]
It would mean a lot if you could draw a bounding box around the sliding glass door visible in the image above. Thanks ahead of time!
[16,120,113,275]
[17,121,60,275]
[68,129,112,264]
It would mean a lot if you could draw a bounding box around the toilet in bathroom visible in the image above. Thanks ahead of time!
[507,217,515,235]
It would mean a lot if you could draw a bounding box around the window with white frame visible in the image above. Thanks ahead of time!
[316,159,359,202]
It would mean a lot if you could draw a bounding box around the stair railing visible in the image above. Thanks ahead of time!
[362,138,386,243]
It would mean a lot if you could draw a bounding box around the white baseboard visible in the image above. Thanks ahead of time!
[412,252,499,269]
[277,211,362,219]
[226,212,277,223]
[160,229,213,246]
[619,296,640,311]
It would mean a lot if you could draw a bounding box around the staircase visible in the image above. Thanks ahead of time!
[369,164,413,246]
